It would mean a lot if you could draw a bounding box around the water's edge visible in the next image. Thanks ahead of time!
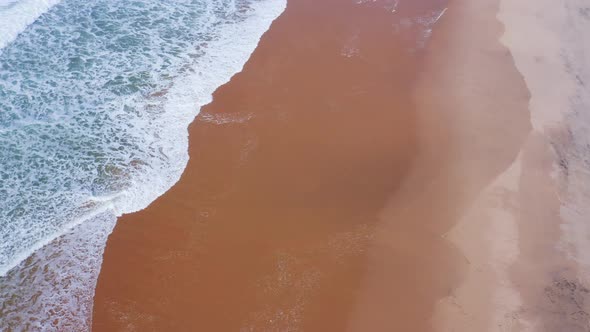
[0,1,286,330]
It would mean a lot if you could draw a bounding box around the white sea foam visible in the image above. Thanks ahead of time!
[0,0,286,329]
[0,212,117,331]
[0,0,62,51]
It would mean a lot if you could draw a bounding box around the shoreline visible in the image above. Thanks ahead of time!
[0,0,588,330]
[0,1,286,330]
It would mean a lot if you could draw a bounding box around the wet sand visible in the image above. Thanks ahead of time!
[91,0,571,330]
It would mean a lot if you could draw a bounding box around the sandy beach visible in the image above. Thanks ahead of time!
[92,0,590,331]
[436,0,590,330]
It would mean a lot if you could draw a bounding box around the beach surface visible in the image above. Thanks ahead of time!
[435,0,590,331]
[93,0,590,331]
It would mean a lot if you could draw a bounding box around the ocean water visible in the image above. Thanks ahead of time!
[0,0,285,330]
[0,0,62,50]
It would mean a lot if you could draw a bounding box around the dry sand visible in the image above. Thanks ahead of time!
[92,0,590,331]
[435,0,590,331]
